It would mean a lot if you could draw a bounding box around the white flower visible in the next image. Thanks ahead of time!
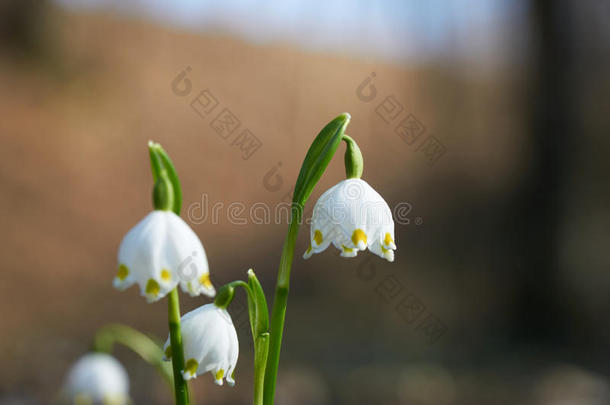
[114,210,215,303]
[304,178,396,261]
[163,303,239,386]
[61,353,129,405]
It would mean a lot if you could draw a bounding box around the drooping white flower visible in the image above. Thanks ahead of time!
[114,210,215,303]
[163,303,239,386]
[304,178,396,261]
[61,353,129,405]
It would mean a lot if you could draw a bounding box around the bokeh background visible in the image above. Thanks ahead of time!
[1,0,609,404]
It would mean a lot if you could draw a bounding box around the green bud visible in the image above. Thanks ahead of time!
[152,170,174,211]
[343,134,363,179]
[214,284,235,309]
[148,141,183,215]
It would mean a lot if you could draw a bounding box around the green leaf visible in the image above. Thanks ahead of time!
[292,113,351,205]
[247,284,257,339]
[248,269,269,337]
[92,323,174,387]
[148,141,163,182]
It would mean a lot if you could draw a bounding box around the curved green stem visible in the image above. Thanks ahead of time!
[168,288,190,405]
[93,323,173,387]
[262,113,351,404]
[263,207,302,405]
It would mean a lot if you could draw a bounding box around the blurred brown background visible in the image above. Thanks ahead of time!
[1,0,609,404]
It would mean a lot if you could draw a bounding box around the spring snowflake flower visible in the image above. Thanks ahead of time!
[163,303,239,386]
[304,178,396,261]
[114,210,215,303]
[61,353,129,405]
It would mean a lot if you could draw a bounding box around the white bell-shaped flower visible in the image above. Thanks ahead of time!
[163,303,239,386]
[114,210,215,303]
[304,178,396,261]
[61,353,129,405]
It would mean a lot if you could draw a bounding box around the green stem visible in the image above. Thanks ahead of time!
[147,142,187,405]
[254,333,269,405]
[168,288,190,405]
[263,207,302,405]
[217,278,268,405]
[262,113,351,403]
[93,324,173,387]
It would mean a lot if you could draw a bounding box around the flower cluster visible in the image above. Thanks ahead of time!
[94,118,398,405]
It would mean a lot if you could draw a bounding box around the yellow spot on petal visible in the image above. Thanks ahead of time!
[145,279,160,297]
[161,269,171,281]
[199,273,213,289]
[116,264,129,281]
[165,345,172,359]
[342,244,353,253]
[381,245,389,253]
[306,245,312,254]
[215,369,225,380]
[231,370,235,379]
[187,282,196,294]
[352,229,367,246]
[314,230,323,245]
[185,359,198,376]
[384,233,393,246]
